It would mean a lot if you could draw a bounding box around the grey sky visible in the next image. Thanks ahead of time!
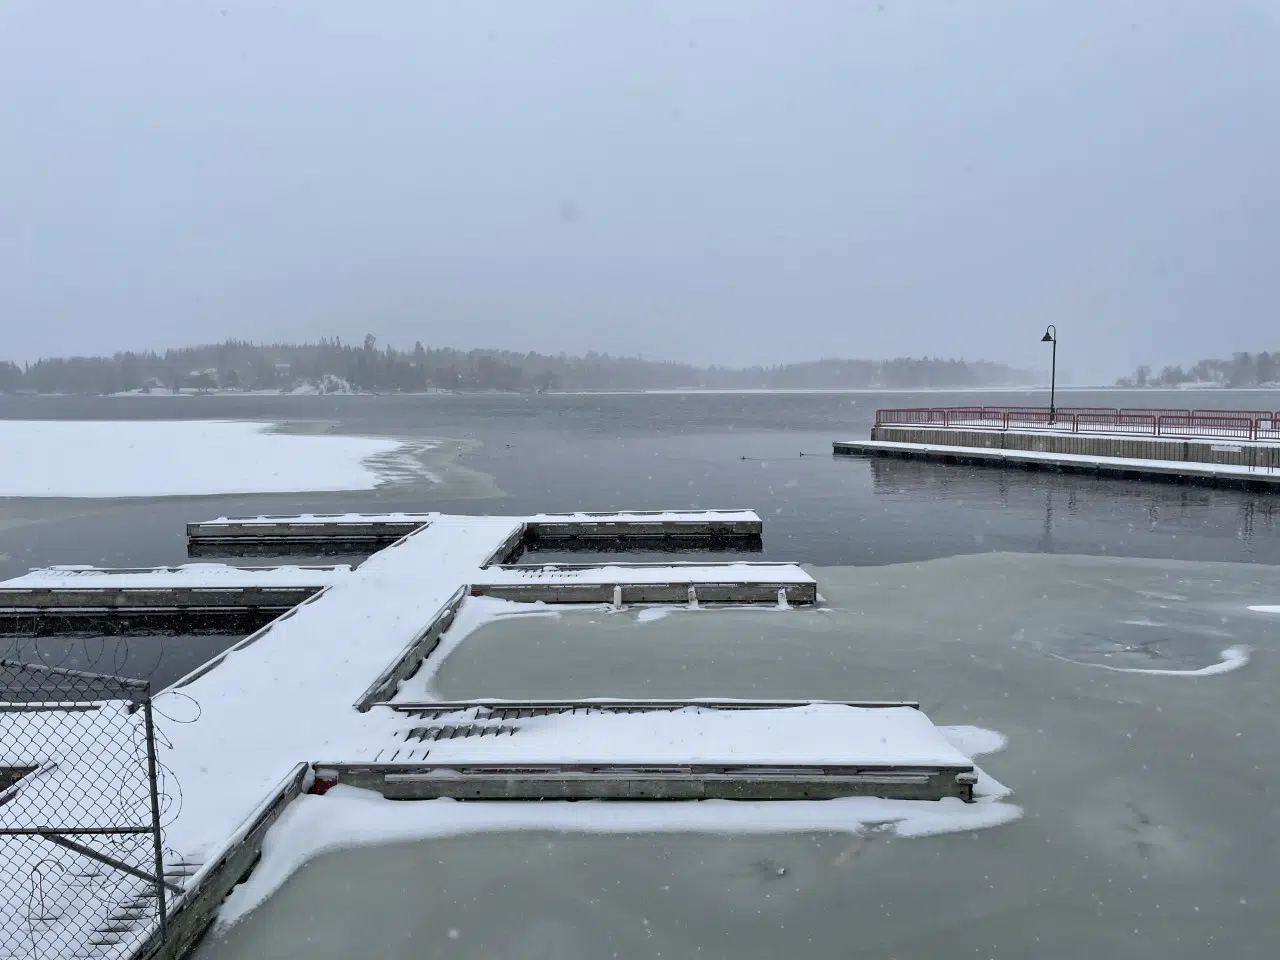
[2,0,1278,381]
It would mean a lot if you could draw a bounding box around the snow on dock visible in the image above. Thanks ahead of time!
[327,701,977,803]
[155,517,526,856]
[155,516,817,858]
[349,701,970,769]
[2,509,1009,959]
[0,564,350,591]
[185,509,765,550]
[193,509,761,527]
[472,561,815,604]
[0,565,351,632]
[522,509,763,538]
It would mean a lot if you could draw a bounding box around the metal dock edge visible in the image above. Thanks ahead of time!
[469,581,816,605]
[317,761,976,802]
[130,764,310,960]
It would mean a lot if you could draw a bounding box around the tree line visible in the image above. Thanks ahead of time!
[0,337,1035,395]
[1115,351,1279,389]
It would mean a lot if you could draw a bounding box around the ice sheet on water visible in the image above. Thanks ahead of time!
[0,420,438,497]
[424,554,1270,703]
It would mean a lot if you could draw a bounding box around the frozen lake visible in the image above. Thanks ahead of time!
[195,555,1280,960]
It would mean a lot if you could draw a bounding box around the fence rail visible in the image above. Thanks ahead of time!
[1,658,169,958]
[874,407,1280,442]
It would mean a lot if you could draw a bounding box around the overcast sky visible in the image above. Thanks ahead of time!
[2,0,1278,381]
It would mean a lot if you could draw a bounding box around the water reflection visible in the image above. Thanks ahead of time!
[866,456,1276,549]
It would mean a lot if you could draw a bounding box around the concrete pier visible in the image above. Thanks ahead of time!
[835,407,1280,489]
[834,436,1280,490]
[869,423,1280,471]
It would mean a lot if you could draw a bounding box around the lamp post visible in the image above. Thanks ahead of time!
[1041,325,1057,424]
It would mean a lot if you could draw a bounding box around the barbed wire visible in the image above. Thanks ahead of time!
[1,657,195,958]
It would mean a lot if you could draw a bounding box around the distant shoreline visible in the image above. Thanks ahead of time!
[2,381,1280,399]
[4,383,1280,400]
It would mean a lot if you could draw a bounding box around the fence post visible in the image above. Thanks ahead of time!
[143,697,169,944]
[2,658,173,957]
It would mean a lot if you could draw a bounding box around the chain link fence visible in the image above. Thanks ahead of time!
[1,658,171,959]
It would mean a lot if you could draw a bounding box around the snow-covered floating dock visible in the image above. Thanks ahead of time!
[185,508,764,554]
[0,565,349,633]
[0,554,815,635]
[324,700,976,802]
[2,510,1003,960]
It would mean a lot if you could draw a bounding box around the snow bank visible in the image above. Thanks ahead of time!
[0,420,432,497]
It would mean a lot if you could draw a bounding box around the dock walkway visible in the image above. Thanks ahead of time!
[834,437,1280,489]
[2,509,974,960]
[835,407,1280,489]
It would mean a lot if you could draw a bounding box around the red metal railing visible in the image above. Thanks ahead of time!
[874,406,1280,442]
[1073,412,1157,435]
[1191,409,1272,420]
[1156,415,1255,441]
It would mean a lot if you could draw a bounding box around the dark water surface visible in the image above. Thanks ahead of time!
[2,389,1279,687]
[3,389,1279,569]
